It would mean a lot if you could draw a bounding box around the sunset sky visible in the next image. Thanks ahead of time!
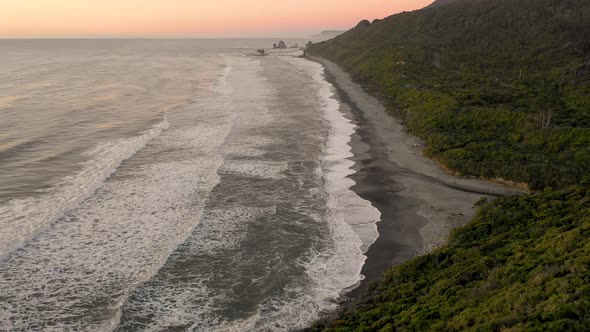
[0,0,433,38]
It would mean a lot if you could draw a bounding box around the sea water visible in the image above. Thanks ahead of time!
[0,39,379,331]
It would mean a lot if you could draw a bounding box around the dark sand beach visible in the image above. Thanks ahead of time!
[310,56,525,299]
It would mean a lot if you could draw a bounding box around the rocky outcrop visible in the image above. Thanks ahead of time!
[273,41,288,49]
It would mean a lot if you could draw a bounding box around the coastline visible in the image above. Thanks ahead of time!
[307,56,524,300]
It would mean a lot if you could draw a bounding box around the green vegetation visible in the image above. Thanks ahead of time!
[306,0,590,330]
[309,0,590,190]
[309,186,590,331]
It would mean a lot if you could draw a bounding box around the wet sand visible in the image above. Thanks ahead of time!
[309,56,524,298]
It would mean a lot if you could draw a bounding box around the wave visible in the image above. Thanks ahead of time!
[313,62,381,255]
[211,55,382,332]
[293,55,380,315]
[0,50,379,332]
[287,53,381,294]
[209,63,233,95]
[0,60,237,329]
[0,116,169,259]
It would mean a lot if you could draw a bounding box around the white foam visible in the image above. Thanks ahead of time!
[116,206,278,332]
[0,63,237,331]
[221,161,288,179]
[207,55,382,332]
[209,64,234,95]
[0,51,381,332]
[109,55,287,331]
[302,56,380,252]
[267,56,380,328]
[217,57,285,180]
[222,136,273,158]
[0,156,223,331]
[310,55,381,296]
[0,117,169,259]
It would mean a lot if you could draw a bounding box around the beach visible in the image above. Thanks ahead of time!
[309,56,525,297]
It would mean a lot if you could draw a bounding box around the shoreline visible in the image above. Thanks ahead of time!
[308,56,524,301]
[310,56,526,197]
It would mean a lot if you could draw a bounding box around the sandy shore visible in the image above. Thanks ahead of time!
[308,56,524,298]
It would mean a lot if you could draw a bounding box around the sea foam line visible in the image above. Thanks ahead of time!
[222,54,382,332]
[0,116,169,260]
[314,63,381,255]
[105,63,236,332]
[308,56,381,300]
[1,61,237,331]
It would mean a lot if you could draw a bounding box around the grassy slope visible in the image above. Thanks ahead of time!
[309,186,589,331]
[306,0,590,330]
[308,0,590,190]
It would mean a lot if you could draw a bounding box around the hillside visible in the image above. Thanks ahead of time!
[309,186,590,331]
[308,0,590,190]
[306,0,590,330]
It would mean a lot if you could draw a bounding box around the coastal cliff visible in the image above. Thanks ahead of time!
[306,0,590,330]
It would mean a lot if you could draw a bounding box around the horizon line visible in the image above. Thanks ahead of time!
[0,33,345,40]
[0,36,318,40]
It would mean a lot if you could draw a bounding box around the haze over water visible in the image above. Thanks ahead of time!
[0,39,379,331]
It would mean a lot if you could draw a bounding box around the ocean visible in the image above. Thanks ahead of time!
[0,39,380,331]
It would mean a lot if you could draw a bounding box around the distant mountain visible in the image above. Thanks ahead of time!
[310,30,345,41]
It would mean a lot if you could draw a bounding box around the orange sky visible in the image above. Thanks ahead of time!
[0,0,433,38]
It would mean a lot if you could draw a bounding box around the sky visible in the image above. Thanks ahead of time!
[0,0,433,38]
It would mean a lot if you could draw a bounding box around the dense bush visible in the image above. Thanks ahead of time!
[309,0,590,190]
[309,186,590,331]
